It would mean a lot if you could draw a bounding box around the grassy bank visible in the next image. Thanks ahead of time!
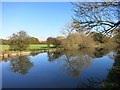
[0,44,55,51]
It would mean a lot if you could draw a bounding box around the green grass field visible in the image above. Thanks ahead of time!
[0,45,9,51]
[0,44,55,51]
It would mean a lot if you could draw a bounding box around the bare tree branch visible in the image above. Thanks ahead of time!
[72,1,120,35]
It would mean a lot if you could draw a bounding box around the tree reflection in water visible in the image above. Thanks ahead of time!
[10,56,33,75]
[47,48,111,77]
[93,48,109,58]
[77,77,103,88]
[47,51,63,62]
[60,50,93,77]
[102,50,120,88]
[47,48,117,88]
[47,49,92,77]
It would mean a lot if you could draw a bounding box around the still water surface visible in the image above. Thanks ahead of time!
[1,49,116,88]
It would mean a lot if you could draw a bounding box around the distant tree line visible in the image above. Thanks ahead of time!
[0,39,10,45]
[47,36,64,48]
[0,35,42,45]
[0,31,46,51]
[28,37,40,44]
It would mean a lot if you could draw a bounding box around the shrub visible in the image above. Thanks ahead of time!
[61,33,95,50]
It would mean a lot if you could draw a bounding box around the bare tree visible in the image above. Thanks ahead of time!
[60,22,75,37]
[72,1,120,35]
[61,22,89,37]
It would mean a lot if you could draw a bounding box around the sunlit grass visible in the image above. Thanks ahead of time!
[0,45,10,51]
[0,44,55,51]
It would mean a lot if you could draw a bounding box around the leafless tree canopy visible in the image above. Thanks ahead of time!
[72,1,120,35]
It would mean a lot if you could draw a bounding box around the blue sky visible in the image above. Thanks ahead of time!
[2,2,73,40]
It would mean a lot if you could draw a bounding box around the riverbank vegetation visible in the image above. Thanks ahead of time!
[0,31,55,52]
[0,29,119,52]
